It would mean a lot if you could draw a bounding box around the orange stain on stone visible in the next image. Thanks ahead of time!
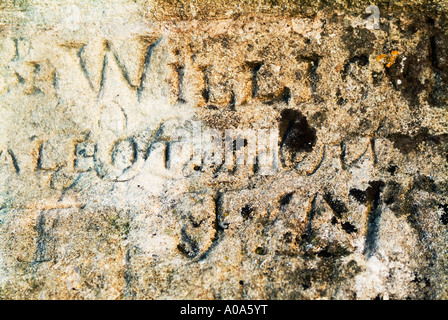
[377,51,399,68]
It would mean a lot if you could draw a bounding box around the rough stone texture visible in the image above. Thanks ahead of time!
[0,0,448,300]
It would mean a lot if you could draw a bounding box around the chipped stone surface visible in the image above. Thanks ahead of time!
[0,1,448,299]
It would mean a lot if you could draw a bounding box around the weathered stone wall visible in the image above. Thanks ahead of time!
[0,0,448,299]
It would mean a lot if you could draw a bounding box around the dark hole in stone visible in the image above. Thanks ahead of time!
[331,216,338,225]
[255,247,267,255]
[279,109,317,153]
[282,87,291,104]
[323,192,348,218]
[241,204,254,220]
[193,165,201,171]
[366,181,385,203]
[440,213,448,225]
[374,294,383,300]
[341,222,358,234]
[279,192,294,206]
[239,280,244,285]
[440,204,448,225]
[387,165,398,175]
[317,249,332,258]
[317,249,331,258]
[408,24,419,34]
